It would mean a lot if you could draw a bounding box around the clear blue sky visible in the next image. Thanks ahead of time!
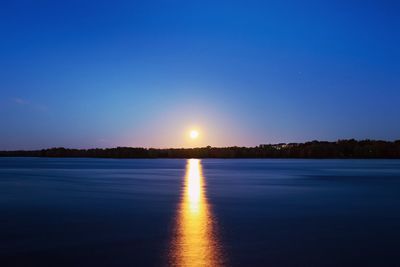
[0,0,399,149]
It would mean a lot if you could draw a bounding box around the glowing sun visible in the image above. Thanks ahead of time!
[190,130,199,139]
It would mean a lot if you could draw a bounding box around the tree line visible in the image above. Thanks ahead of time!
[1,139,400,159]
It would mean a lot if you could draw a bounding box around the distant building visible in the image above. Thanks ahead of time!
[259,143,288,150]
[259,143,299,150]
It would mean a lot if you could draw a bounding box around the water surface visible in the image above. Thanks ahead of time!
[1,158,400,266]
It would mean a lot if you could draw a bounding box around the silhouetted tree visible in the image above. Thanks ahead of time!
[1,140,400,159]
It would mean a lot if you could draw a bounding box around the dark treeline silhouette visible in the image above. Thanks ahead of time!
[1,139,400,159]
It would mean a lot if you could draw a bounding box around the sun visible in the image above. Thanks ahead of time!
[190,130,199,139]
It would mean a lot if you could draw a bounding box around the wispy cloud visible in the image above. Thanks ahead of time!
[12,97,48,111]
[13,97,29,105]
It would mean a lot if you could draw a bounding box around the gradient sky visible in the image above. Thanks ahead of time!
[0,0,399,149]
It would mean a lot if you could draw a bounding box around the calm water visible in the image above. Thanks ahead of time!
[1,158,400,267]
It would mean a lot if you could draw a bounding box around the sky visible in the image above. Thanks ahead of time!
[0,0,399,149]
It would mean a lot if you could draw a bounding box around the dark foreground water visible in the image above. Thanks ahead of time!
[1,158,400,267]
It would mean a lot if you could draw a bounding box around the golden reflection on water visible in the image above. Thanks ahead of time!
[170,159,223,267]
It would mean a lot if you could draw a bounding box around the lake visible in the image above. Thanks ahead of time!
[1,158,400,266]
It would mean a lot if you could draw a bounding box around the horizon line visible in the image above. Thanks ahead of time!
[2,138,400,152]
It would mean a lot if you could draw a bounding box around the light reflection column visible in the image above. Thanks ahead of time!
[170,159,223,267]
